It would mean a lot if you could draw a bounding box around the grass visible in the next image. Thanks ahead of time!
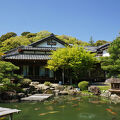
[81,90,94,96]
[97,85,110,91]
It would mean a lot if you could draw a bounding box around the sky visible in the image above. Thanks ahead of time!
[0,0,120,42]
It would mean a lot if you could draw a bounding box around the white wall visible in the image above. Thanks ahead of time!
[36,40,65,48]
[103,50,110,57]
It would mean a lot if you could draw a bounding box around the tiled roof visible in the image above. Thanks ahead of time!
[97,43,110,50]
[29,33,69,47]
[22,47,57,51]
[4,54,51,60]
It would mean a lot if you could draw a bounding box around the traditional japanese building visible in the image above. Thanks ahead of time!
[2,34,110,83]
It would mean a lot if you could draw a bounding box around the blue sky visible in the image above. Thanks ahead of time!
[0,0,120,42]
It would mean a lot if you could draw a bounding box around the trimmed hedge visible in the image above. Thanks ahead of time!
[78,81,89,91]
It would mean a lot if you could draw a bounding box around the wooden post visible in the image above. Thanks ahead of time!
[62,69,64,84]
[9,114,13,120]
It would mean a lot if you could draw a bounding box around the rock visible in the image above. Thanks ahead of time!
[44,89,54,94]
[53,90,60,96]
[68,90,78,95]
[30,82,39,86]
[88,86,101,95]
[58,91,68,95]
[51,84,59,88]
[100,90,111,98]
[23,88,31,95]
[36,84,50,90]
[17,93,25,98]
[110,94,120,104]
[50,87,55,90]
[55,85,64,91]
[64,86,73,91]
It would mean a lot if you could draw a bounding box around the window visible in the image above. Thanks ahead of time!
[23,65,29,76]
[39,67,45,77]
[49,70,54,78]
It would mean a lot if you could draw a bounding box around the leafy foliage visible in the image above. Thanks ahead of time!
[78,81,89,91]
[0,61,19,82]
[21,32,30,36]
[56,35,89,45]
[1,36,31,52]
[0,32,17,42]
[101,36,120,77]
[44,81,51,86]
[47,46,97,80]
[26,33,37,38]
[95,40,109,46]
[20,78,32,87]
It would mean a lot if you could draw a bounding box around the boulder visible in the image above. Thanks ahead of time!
[68,90,78,95]
[110,94,120,103]
[55,85,65,91]
[17,93,25,98]
[58,91,68,95]
[64,86,73,91]
[100,90,111,98]
[37,84,50,90]
[51,84,59,88]
[88,86,101,95]
[44,89,54,94]
[53,90,60,96]
[30,82,39,86]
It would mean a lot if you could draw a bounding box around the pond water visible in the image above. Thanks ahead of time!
[0,96,120,120]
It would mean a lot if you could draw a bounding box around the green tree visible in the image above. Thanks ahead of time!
[47,46,97,81]
[0,32,17,42]
[32,31,51,41]
[26,33,37,38]
[0,61,19,83]
[21,32,30,36]
[95,40,109,46]
[56,35,89,45]
[1,36,31,52]
[89,36,94,46]
[101,36,120,78]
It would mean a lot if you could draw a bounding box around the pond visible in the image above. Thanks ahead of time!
[0,95,120,120]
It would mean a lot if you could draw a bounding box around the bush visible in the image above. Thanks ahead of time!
[44,81,51,86]
[20,78,32,87]
[78,81,89,91]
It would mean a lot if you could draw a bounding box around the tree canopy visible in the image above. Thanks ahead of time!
[47,46,97,80]
[101,36,120,78]
[0,61,20,84]
[0,30,109,53]
[21,32,30,36]
[0,32,17,42]
[95,40,109,46]
[1,36,31,52]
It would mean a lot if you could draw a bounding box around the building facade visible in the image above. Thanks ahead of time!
[2,34,110,83]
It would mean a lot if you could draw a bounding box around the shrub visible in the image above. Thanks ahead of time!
[78,81,89,91]
[44,81,51,86]
[20,78,32,87]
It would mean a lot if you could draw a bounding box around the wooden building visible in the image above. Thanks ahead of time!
[2,34,110,83]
